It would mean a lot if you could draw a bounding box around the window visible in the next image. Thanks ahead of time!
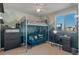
[56,16,64,31]
[55,12,77,32]
[65,13,76,32]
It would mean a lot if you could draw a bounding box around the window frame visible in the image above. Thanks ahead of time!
[55,11,77,32]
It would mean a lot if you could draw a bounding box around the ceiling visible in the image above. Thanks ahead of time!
[3,3,77,16]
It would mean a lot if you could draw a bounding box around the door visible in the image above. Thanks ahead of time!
[0,24,1,48]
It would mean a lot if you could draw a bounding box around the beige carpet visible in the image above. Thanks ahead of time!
[0,43,72,55]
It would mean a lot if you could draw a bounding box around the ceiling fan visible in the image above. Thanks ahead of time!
[33,3,48,13]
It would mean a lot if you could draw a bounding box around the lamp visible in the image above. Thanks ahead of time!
[53,30,57,34]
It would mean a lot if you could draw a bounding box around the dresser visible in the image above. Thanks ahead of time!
[4,29,21,50]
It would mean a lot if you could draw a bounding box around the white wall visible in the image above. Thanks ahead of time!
[48,5,78,30]
[3,8,42,27]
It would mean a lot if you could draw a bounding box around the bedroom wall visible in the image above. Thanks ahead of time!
[3,8,42,27]
[47,5,78,30]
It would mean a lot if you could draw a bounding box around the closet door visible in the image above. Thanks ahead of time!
[0,3,4,48]
[0,24,1,48]
[0,3,4,12]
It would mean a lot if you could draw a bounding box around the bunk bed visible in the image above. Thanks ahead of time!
[20,19,48,47]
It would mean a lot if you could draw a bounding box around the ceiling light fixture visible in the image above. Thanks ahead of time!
[36,8,41,12]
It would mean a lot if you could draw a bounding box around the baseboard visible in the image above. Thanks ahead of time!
[44,41,49,43]
[0,48,1,52]
[48,42,78,55]
[71,48,78,55]
[0,48,4,52]
[48,42,63,51]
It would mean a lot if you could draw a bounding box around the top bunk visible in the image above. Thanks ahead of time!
[18,17,48,27]
[27,22,48,26]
